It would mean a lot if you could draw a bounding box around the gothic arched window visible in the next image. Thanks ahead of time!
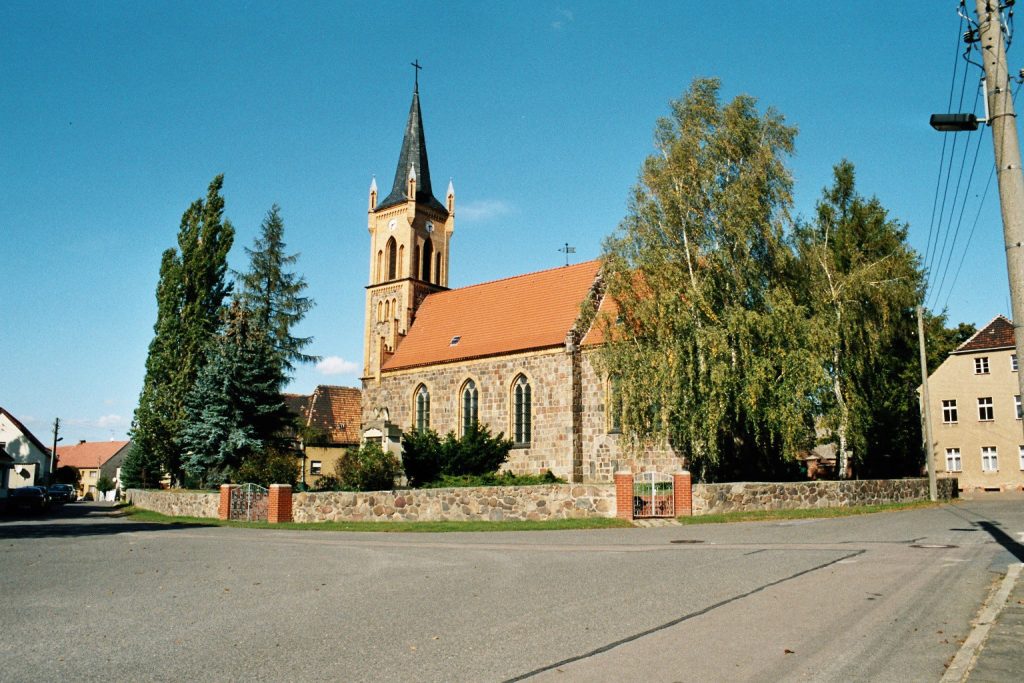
[607,375,623,434]
[376,250,383,283]
[422,238,433,283]
[413,244,421,279]
[415,385,430,433]
[399,244,405,277]
[435,252,442,284]
[512,375,532,445]
[461,379,478,435]
[386,238,397,280]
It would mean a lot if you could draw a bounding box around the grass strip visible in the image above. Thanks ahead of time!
[120,506,633,532]
[676,499,943,524]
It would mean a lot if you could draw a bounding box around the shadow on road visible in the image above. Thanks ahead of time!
[977,521,1024,563]
[0,502,213,539]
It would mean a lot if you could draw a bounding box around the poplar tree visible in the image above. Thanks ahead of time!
[181,301,292,485]
[596,79,826,482]
[792,161,924,477]
[129,175,234,486]
[237,204,317,376]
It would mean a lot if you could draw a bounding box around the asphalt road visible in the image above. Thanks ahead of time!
[1,499,1021,682]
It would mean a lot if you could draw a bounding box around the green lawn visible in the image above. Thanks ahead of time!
[120,506,633,532]
[676,499,943,524]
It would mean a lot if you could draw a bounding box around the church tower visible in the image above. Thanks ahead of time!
[363,78,455,381]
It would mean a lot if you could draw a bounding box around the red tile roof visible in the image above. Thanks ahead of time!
[383,260,602,371]
[285,386,361,446]
[955,315,1016,353]
[56,441,130,469]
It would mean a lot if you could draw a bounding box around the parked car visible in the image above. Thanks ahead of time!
[8,486,49,513]
[47,483,76,503]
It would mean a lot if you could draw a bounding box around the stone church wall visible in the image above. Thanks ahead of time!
[578,350,684,483]
[363,348,579,480]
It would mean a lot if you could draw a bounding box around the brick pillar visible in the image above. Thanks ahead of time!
[614,471,634,520]
[673,471,692,517]
[218,484,235,521]
[268,484,293,524]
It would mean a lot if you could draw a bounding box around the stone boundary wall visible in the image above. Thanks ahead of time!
[691,477,957,516]
[126,489,219,519]
[292,484,616,523]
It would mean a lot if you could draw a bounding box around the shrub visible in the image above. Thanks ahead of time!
[400,429,443,487]
[96,475,115,494]
[335,443,401,491]
[311,474,342,492]
[423,470,564,488]
[54,465,81,486]
[236,447,299,487]
[399,423,514,486]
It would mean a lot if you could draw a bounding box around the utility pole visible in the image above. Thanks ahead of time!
[50,417,61,484]
[917,306,938,502]
[975,0,1024,434]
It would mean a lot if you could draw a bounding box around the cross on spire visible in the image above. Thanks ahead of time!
[411,59,422,92]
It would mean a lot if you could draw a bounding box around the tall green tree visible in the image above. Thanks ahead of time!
[596,78,826,482]
[237,204,317,376]
[792,161,925,477]
[130,175,234,486]
[180,301,293,486]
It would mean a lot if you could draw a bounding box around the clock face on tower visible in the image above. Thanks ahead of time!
[388,219,397,231]
[425,220,434,233]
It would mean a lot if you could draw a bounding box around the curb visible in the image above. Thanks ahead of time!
[941,562,1024,682]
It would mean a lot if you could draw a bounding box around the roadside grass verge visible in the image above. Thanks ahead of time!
[119,506,633,532]
[676,499,943,524]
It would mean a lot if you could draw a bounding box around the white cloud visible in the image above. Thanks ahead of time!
[97,414,125,428]
[552,7,574,30]
[316,356,358,376]
[458,199,514,222]
[66,414,128,429]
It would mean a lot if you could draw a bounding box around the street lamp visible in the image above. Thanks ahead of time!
[929,113,981,132]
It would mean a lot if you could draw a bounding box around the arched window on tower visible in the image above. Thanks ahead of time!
[512,375,532,446]
[422,238,433,283]
[415,384,430,432]
[461,379,478,435]
[436,252,442,284]
[376,250,383,283]
[377,301,383,322]
[384,299,390,320]
[399,244,405,277]
[413,244,421,280]
[386,238,397,280]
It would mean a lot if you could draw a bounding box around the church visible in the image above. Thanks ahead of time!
[358,82,680,484]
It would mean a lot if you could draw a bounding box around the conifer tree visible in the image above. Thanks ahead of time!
[237,204,317,376]
[130,175,234,485]
[596,78,826,481]
[181,300,292,486]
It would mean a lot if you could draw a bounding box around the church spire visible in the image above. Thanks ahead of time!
[377,79,446,214]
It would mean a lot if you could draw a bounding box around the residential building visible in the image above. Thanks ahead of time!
[55,440,132,500]
[359,82,679,482]
[926,315,1024,493]
[0,406,53,488]
[284,385,361,486]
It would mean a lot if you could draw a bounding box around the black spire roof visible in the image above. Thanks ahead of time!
[377,89,447,214]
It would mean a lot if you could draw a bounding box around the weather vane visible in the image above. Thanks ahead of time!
[411,59,422,92]
[558,242,576,266]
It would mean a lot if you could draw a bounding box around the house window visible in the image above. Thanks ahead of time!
[607,376,623,433]
[310,461,322,475]
[978,397,994,421]
[981,446,998,472]
[945,448,962,472]
[512,375,532,446]
[89,471,97,479]
[942,400,958,424]
[1016,395,1022,420]
[975,357,990,374]
[1013,354,1019,372]
[461,379,479,435]
[415,385,430,432]
[1019,445,1024,471]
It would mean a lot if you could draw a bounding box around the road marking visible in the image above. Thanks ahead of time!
[940,563,1024,683]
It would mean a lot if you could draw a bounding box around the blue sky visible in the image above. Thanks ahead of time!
[1,2,1013,443]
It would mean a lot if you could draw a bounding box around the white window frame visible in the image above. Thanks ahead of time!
[1016,395,1022,420]
[945,448,962,472]
[310,460,322,476]
[978,397,994,421]
[982,446,998,472]
[1013,354,1019,372]
[1019,445,1024,471]
[942,399,958,424]
[975,356,990,374]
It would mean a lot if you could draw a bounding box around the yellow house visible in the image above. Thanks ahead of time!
[284,386,361,487]
[55,440,132,500]
[925,315,1024,494]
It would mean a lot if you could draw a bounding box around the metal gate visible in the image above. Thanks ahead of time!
[229,483,269,521]
[633,472,674,518]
